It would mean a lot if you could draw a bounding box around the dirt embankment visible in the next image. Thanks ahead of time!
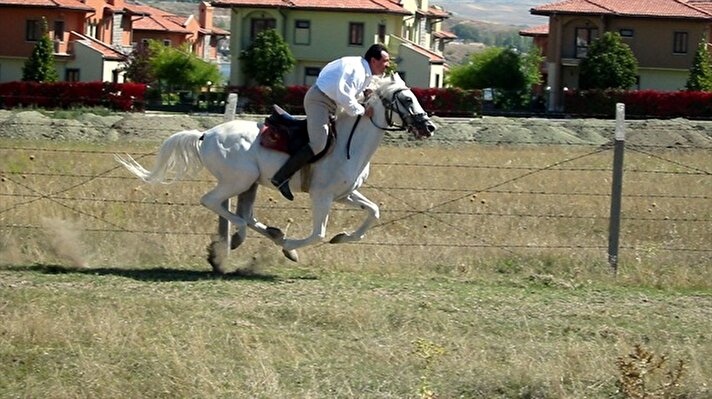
[1,109,711,148]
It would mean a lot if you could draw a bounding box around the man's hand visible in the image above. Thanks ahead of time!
[364,106,374,118]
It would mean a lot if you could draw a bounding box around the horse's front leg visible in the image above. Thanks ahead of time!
[330,190,379,244]
[281,193,333,252]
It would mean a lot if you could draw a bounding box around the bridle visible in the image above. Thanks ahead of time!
[346,86,429,159]
[371,87,428,132]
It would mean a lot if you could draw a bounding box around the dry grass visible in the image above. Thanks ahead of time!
[1,137,711,398]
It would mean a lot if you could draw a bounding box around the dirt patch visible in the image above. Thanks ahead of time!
[0,109,711,148]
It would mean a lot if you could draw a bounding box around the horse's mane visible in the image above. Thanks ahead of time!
[365,74,408,108]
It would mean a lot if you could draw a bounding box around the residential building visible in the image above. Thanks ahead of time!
[0,0,227,83]
[528,0,712,110]
[212,0,455,88]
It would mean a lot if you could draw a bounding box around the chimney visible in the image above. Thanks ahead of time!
[199,1,213,31]
[108,0,125,8]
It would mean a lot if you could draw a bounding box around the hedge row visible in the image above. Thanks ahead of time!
[0,81,146,111]
[229,85,482,117]
[564,89,712,118]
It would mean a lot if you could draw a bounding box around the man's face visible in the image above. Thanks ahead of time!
[369,51,390,76]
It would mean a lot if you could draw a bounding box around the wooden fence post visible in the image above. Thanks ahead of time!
[217,93,238,256]
[608,103,626,274]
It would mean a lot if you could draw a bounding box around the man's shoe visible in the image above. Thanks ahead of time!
[272,178,294,201]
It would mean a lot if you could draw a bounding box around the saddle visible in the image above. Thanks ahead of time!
[259,105,334,162]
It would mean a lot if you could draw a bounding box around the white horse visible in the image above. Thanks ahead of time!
[116,75,436,271]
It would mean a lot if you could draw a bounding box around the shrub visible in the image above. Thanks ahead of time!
[230,85,481,117]
[0,81,146,111]
[564,89,712,118]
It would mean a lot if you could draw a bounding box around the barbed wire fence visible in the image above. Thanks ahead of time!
[1,110,711,271]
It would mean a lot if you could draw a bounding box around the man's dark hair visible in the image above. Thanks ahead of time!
[364,44,389,62]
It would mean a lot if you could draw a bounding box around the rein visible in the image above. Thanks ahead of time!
[346,115,362,160]
[346,87,425,159]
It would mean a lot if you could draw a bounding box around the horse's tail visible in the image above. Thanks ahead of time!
[115,130,204,184]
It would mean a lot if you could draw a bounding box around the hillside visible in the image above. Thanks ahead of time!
[432,0,550,27]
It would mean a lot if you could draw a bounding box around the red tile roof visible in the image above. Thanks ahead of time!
[531,0,712,19]
[69,31,127,60]
[398,38,445,63]
[0,0,93,11]
[519,24,549,36]
[687,0,712,13]
[421,6,449,18]
[212,0,410,15]
[432,30,457,39]
[126,2,192,33]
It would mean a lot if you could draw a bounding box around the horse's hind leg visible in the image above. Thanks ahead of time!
[201,181,253,272]
[233,183,258,249]
[330,190,379,244]
[235,183,298,261]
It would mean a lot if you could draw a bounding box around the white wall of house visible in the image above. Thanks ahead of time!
[66,41,125,82]
[396,43,442,88]
[638,68,688,91]
[0,58,26,82]
[227,7,447,88]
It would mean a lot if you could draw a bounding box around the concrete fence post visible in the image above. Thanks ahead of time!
[217,93,238,255]
[608,102,626,274]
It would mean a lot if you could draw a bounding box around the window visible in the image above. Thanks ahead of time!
[250,18,276,40]
[673,31,688,54]
[26,20,41,41]
[53,20,65,41]
[163,39,171,47]
[619,29,634,38]
[349,22,364,46]
[575,27,599,58]
[304,67,320,85]
[65,68,80,82]
[295,20,310,45]
[378,23,387,43]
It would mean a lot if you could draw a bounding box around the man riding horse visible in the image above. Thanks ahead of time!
[270,44,392,201]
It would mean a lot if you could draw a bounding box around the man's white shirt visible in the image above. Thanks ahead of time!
[315,56,373,117]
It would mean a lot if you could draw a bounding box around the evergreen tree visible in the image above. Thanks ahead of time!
[686,39,712,91]
[240,29,295,86]
[579,32,638,90]
[22,18,59,83]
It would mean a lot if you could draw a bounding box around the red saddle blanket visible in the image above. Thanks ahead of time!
[258,124,290,154]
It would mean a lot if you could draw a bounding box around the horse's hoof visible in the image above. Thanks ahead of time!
[282,249,299,262]
[329,233,349,244]
[207,240,227,274]
[266,226,285,241]
[230,232,245,250]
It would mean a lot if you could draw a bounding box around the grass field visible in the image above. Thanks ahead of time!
[1,137,711,398]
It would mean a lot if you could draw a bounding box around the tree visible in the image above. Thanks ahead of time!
[148,41,221,91]
[448,46,539,109]
[22,18,59,83]
[122,44,156,84]
[240,29,295,86]
[686,39,712,91]
[579,32,638,90]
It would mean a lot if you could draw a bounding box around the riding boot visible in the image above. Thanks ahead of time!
[271,145,315,201]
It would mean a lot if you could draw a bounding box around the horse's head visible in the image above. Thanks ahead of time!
[369,74,436,139]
